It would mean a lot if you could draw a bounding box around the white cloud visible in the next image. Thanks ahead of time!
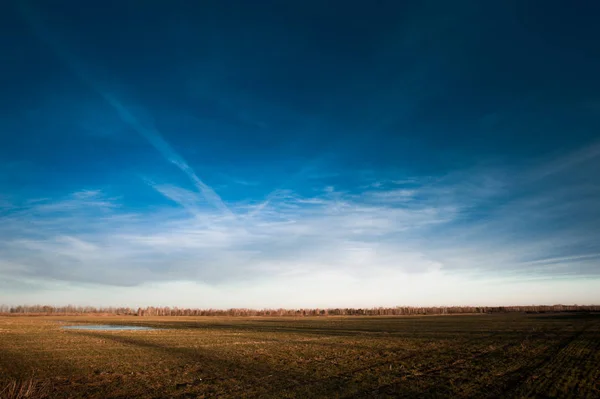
[1,140,600,305]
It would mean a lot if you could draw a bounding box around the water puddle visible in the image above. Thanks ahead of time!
[61,325,157,331]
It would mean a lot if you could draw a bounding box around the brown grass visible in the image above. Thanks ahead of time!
[0,313,598,398]
[0,378,51,399]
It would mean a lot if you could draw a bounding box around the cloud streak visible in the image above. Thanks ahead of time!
[18,0,232,216]
[101,94,233,216]
[1,141,599,295]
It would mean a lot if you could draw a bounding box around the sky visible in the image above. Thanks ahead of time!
[1,0,599,308]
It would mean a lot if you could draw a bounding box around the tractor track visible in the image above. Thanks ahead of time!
[348,322,588,398]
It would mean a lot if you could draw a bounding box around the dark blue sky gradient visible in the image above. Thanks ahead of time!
[1,1,599,305]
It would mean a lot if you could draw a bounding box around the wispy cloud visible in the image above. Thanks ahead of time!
[101,94,233,216]
[230,178,260,186]
[18,0,232,217]
[1,140,599,295]
[366,189,417,202]
[526,139,600,182]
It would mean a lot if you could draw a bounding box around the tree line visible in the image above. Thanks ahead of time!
[1,304,598,316]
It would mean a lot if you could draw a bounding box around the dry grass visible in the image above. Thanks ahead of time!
[0,313,598,398]
[0,378,51,399]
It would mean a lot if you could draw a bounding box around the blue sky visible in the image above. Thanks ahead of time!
[1,1,599,307]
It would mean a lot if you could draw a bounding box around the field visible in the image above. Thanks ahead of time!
[1,313,599,398]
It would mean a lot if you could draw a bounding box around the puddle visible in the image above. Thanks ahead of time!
[61,325,157,331]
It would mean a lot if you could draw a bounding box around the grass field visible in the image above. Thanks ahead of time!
[1,313,599,398]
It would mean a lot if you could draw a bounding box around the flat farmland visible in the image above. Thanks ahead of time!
[1,313,599,398]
